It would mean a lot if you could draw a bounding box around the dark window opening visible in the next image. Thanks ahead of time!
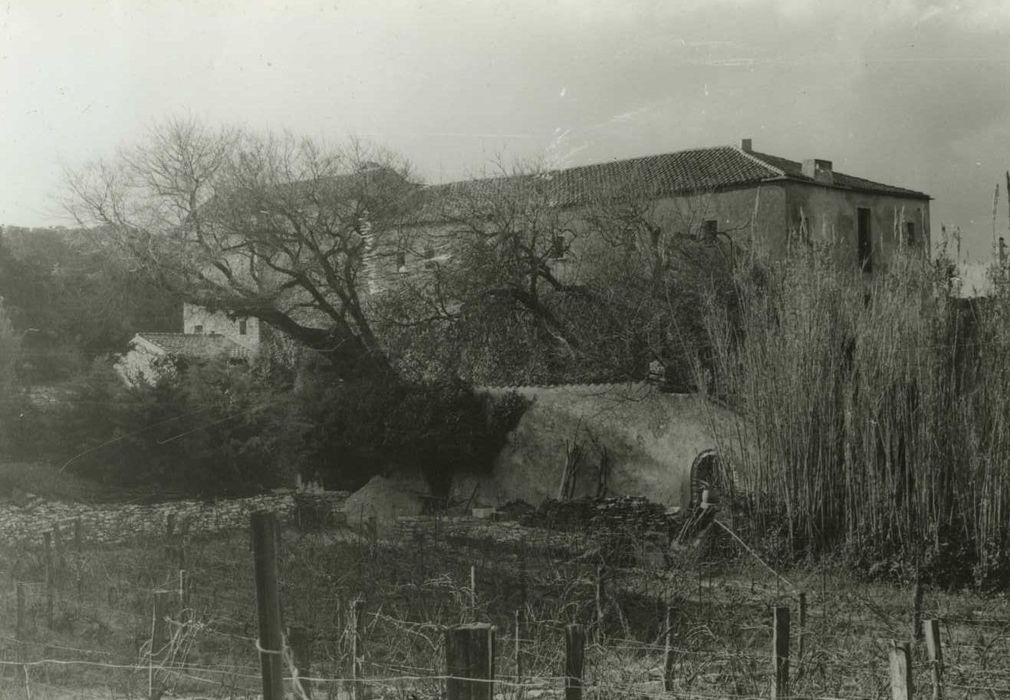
[857,208,872,272]
[550,233,567,259]
[423,245,435,259]
[238,319,247,336]
[702,219,718,241]
[193,325,204,334]
[905,222,916,246]
[395,252,407,272]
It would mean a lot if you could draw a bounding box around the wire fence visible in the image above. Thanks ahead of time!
[0,507,1007,698]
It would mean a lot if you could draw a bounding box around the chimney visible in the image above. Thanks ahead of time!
[802,158,834,185]
[741,138,753,153]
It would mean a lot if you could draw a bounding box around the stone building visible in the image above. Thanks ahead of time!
[385,139,931,282]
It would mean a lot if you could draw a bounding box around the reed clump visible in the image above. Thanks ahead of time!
[704,242,1010,587]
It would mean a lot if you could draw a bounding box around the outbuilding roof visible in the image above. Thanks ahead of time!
[133,332,253,360]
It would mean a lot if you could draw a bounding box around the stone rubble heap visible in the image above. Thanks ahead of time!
[520,496,683,536]
[0,490,349,547]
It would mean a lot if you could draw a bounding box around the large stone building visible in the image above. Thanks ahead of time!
[122,139,931,379]
[387,139,931,281]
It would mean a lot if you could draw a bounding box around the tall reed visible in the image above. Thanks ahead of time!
[704,242,1010,585]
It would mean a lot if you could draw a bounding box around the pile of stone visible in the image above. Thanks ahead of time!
[521,496,682,537]
[0,490,350,548]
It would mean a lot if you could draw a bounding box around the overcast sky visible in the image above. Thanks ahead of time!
[3,0,1010,261]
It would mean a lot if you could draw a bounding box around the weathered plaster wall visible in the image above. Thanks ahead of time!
[182,303,261,354]
[454,384,741,510]
[784,182,930,271]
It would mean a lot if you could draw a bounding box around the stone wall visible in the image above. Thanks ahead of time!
[0,490,348,547]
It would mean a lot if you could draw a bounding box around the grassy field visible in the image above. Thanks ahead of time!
[0,507,1008,699]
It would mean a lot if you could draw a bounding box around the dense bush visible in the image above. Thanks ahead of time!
[293,368,528,495]
[9,355,527,500]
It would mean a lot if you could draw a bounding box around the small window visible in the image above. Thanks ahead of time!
[395,252,407,273]
[193,325,204,334]
[422,246,437,269]
[238,319,247,336]
[857,208,872,272]
[550,233,567,259]
[702,220,718,241]
[905,222,916,246]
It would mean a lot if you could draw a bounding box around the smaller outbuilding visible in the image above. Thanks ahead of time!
[115,331,253,386]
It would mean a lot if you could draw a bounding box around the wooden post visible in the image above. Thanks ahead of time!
[889,641,913,700]
[15,582,24,642]
[663,605,675,692]
[43,532,54,630]
[470,565,477,611]
[445,623,495,700]
[178,569,189,608]
[564,624,585,700]
[514,609,523,683]
[350,599,366,700]
[798,591,807,663]
[289,625,313,699]
[251,511,285,700]
[149,590,168,700]
[924,620,943,700]
[595,565,605,637]
[771,606,790,700]
[913,579,924,641]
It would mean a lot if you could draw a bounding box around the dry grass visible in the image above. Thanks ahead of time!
[701,242,1010,585]
[1,515,1010,698]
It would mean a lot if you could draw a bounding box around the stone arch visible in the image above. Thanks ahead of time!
[690,449,727,507]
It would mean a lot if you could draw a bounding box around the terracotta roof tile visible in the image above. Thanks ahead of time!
[416,145,929,221]
[136,332,252,360]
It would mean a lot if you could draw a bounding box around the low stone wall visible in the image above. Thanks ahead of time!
[0,490,349,548]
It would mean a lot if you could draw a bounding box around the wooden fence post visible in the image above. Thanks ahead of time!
[445,623,495,700]
[178,569,190,609]
[15,582,24,642]
[595,566,605,637]
[913,579,924,641]
[771,606,790,700]
[514,610,523,684]
[924,620,943,700]
[798,591,807,664]
[889,641,913,700]
[149,590,168,700]
[663,605,675,692]
[43,531,54,630]
[289,625,313,699]
[251,511,285,700]
[350,599,366,700]
[470,565,477,612]
[564,623,585,700]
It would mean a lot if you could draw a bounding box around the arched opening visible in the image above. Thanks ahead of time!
[690,450,727,508]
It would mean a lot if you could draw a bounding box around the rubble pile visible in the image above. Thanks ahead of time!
[521,496,682,536]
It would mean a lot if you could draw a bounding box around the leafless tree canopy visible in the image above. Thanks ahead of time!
[63,118,418,379]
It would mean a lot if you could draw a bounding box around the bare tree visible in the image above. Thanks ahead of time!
[63,118,418,380]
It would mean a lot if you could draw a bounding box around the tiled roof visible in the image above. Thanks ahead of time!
[416,144,929,221]
[135,332,252,360]
[745,150,930,199]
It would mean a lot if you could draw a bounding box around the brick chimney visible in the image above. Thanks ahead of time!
[741,138,753,153]
[802,158,834,185]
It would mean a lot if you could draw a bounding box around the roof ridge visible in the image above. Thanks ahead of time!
[734,146,786,177]
[426,143,744,190]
